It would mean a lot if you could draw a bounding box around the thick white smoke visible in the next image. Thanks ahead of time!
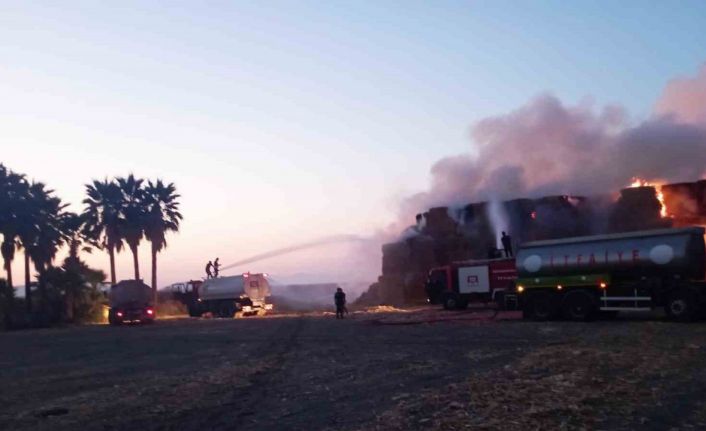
[398,64,706,223]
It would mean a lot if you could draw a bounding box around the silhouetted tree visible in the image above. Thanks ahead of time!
[0,278,14,329]
[18,181,66,311]
[29,212,69,315]
[0,164,112,326]
[0,164,28,289]
[117,175,146,281]
[83,179,124,285]
[144,180,182,302]
[61,224,106,322]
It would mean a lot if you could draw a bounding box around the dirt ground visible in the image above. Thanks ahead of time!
[2,308,706,431]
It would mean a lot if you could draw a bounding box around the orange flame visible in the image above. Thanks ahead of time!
[628,177,668,218]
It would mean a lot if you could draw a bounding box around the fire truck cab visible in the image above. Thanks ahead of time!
[425,258,519,310]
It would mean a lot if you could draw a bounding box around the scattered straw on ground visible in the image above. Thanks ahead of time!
[366,323,706,430]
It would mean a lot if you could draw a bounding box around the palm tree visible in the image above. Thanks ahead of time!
[17,181,59,311]
[27,200,68,312]
[144,180,182,301]
[0,164,29,289]
[117,175,145,280]
[62,212,91,264]
[83,179,124,285]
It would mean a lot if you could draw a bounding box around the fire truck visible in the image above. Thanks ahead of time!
[425,258,519,310]
[516,227,706,321]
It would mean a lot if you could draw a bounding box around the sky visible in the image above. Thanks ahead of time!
[2,1,706,287]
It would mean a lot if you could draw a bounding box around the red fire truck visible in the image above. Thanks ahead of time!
[425,258,519,310]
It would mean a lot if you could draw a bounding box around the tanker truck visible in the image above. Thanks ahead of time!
[516,226,706,321]
[108,280,155,325]
[188,273,273,318]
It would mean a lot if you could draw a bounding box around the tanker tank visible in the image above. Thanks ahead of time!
[199,274,271,303]
[516,227,706,280]
[516,227,706,321]
[191,273,273,318]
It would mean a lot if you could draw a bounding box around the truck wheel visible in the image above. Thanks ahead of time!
[561,290,596,321]
[108,311,121,326]
[218,303,235,318]
[524,291,556,321]
[442,294,459,311]
[666,289,699,322]
[495,291,506,310]
[188,304,201,317]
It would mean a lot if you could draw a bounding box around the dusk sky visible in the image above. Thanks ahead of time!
[2,1,706,287]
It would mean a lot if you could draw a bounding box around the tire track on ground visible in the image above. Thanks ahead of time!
[182,317,306,430]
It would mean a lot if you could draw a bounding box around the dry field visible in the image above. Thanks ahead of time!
[1,308,705,430]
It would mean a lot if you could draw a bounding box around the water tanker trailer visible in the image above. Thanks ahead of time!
[516,227,706,321]
[188,273,273,318]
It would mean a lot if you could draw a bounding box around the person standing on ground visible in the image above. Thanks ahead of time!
[213,258,220,278]
[334,287,346,319]
[501,231,513,258]
[205,261,214,279]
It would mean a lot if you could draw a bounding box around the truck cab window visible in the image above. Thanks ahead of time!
[429,270,447,289]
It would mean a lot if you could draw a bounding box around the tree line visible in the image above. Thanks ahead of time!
[0,164,182,317]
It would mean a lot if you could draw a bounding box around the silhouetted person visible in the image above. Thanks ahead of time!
[213,258,220,278]
[334,287,346,319]
[501,231,513,258]
[205,261,214,279]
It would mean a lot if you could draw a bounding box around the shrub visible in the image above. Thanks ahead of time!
[0,279,14,329]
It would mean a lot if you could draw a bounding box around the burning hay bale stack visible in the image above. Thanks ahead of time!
[662,180,706,226]
[530,196,592,239]
[456,202,496,257]
[609,186,670,232]
[358,209,477,305]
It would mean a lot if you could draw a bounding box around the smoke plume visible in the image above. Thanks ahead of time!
[399,64,706,223]
[655,65,706,126]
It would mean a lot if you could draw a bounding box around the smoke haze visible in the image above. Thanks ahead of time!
[655,65,706,126]
[397,64,706,225]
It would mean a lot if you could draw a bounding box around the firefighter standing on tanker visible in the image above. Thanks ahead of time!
[501,231,513,258]
[213,257,221,278]
[334,287,346,319]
